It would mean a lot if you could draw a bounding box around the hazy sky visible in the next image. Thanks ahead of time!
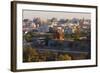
[23,10,91,20]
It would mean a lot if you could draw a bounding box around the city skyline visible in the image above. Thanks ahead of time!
[23,10,91,62]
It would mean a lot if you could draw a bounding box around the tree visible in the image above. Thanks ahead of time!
[33,17,42,26]
[23,19,29,23]
[24,31,33,42]
[58,19,67,24]
[23,47,38,62]
[51,17,57,22]
[58,54,72,60]
[74,26,80,40]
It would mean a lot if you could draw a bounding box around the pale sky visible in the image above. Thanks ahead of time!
[23,10,91,20]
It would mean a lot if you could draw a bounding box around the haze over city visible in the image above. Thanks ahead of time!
[23,10,91,20]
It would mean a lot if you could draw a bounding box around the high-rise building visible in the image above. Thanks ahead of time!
[53,27,64,40]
